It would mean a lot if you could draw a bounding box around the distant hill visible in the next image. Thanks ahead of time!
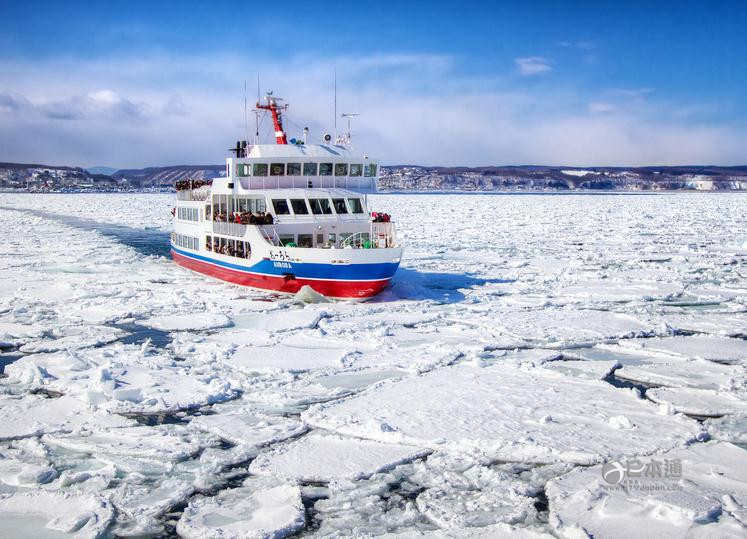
[379,165,747,191]
[1,161,746,192]
[112,165,225,187]
[86,166,119,176]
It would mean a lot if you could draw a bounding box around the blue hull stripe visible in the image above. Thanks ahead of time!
[171,245,399,281]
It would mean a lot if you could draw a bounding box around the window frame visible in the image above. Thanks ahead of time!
[290,198,309,215]
[347,198,364,214]
[332,198,348,214]
[303,162,318,176]
[334,163,348,176]
[272,198,291,215]
[309,198,333,215]
[319,163,333,176]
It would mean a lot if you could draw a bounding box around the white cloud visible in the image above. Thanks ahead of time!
[0,53,745,168]
[588,101,617,114]
[515,56,552,76]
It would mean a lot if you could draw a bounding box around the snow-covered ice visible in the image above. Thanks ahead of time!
[177,478,305,539]
[304,362,702,464]
[249,432,430,482]
[546,441,747,538]
[1,192,746,536]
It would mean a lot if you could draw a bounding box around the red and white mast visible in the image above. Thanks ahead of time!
[256,93,288,145]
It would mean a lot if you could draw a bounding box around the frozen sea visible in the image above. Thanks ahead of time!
[0,191,746,538]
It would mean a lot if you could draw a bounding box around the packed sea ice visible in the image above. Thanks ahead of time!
[0,191,746,537]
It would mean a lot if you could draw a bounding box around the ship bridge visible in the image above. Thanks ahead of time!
[225,143,378,193]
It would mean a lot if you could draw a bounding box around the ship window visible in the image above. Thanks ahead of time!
[287,162,302,175]
[334,163,348,176]
[328,233,336,246]
[319,163,333,176]
[297,234,313,248]
[316,233,323,246]
[253,163,268,176]
[347,198,364,214]
[279,234,295,247]
[332,198,348,214]
[309,198,333,215]
[364,164,378,177]
[272,199,291,215]
[350,164,363,177]
[270,163,285,176]
[303,162,318,176]
[290,199,309,215]
[236,164,250,177]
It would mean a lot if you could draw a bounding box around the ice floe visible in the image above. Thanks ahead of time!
[176,478,305,539]
[249,432,430,482]
[2,192,747,535]
[0,395,133,441]
[615,335,747,364]
[616,359,745,391]
[0,490,114,538]
[304,363,703,464]
[189,410,307,447]
[547,441,747,538]
[647,387,747,417]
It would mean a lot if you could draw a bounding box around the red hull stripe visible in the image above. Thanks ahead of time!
[171,249,391,298]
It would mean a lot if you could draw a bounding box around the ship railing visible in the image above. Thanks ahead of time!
[371,222,397,248]
[212,221,246,237]
[258,225,282,246]
[176,186,210,201]
[340,222,396,249]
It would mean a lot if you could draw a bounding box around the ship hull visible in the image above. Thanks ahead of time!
[171,247,397,299]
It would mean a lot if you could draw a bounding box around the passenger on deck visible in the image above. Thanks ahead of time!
[248,213,257,225]
[264,212,274,224]
[206,241,212,251]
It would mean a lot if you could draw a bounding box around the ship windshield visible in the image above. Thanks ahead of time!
[290,199,309,214]
[303,162,318,175]
[319,163,333,176]
[332,198,348,214]
[347,198,364,214]
[272,199,291,215]
[334,163,348,176]
[309,198,333,215]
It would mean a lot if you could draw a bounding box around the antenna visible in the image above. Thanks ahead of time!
[254,74,260,145]
[333,68,337,141]
[340,113,359,146]
[243,80,249,153]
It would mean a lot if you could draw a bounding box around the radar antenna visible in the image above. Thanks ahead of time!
[338,113,359,146]
[256,91,289,145]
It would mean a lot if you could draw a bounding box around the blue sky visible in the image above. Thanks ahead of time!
[1,0,746,167]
